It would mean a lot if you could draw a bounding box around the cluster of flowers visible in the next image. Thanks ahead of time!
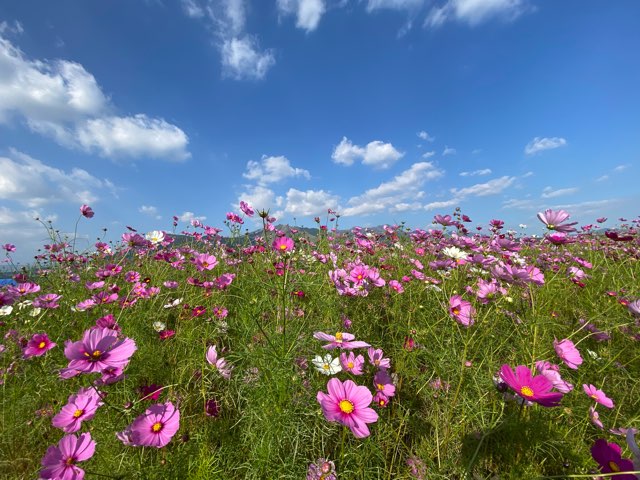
[328,262,386,297]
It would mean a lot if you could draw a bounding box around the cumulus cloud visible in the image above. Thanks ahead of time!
[178,211,207,223]
[0,150,113,208]
[421,151,436,159]
[331,137,404,169]
[221,36,276,80]
[0,35,190,161]
[442,146,456,156]
[460,168,491,177]
[450,175,516,197]
[541,186,579,199]
[425,0,529,27]
[417,130,435,142]
[284,188,340,216]
[243,155,310,185]
[139,205,162,219]
[236,185,284,220]
[277,0,326,32]
[524,136,567,155]
[344,162,443,216]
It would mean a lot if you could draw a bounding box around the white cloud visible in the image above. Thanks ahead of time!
[0,150,111,208]
[614,164,629,172]
[344,162,443,216]
[417,130,435,142]
[367,0,425,12]
[139,205,162,219]
[442,145,456,156]
[451,175,516,197]
[524,136,567,155]
[424,198,460,210]
[0,206,62,264]
[0,20,24,36]
[425,0,529,27]
[221,36,276,80]
[421,151,436,159]
[460,168,491,177]
[277,0,326,32]
[331,136,404,169]
[243,155,310,185]
[284,188,340,216]
[181,0,205,18]
[178,211,207,223]
[501,197,536,210]
[237,184,284,220]
[596,175,609,182]
[0,35,190,161]
[541,186,579,199]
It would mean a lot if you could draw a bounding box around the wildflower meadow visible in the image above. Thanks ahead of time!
[1,205,639,479]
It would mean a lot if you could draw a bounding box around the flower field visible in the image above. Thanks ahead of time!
[1,205,639,479]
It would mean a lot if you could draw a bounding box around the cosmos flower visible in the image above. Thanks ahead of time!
[537,209,578,233]
[583,384,615,409]
[80,205,94,219]
[553,338,583,370]
[449,295,475,327]
[125,402,180,448]
[23,333,56,359]
[64,327,136,374]
[52,388,103,433]
[40,432,96,480]
[499,364,563,407]
[313,331,370,350]
[590,439,636,480]
[312,354,342,376]
[316,378,378,438]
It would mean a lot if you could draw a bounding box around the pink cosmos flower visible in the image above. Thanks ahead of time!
[23,333,56,359]
[499,364,563,407]
[127,402,180,448]
[553,338,583,370]
[367,348,391,369]
[272,236,295,253]
[628,300,640,317]
[64,327,137,374]
[449,295,475,327]
[239,201,254,217]
[340,352,365,375]
[80,205,94,218]
[583,384,615,409]
[316,378,379,438]
[192,253,218,271]
[534,361,573,393]
[2,243,16,252]
[52,388,103,433]
[537,209,578,233]
[589,406,604,429]
[206,345,233,379]
[590,439,636,479]
[388,280,404,293]
[313,331,370,350]
[373,370,396,398]
[40,432,96,480]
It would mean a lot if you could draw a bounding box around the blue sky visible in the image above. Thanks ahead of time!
[1,0,639,263]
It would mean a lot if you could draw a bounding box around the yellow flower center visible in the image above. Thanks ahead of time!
[347,362,354,369]
[339,400,354,414]
[335,332,343,342]
[520,386,534,397]
[323,364,330,370]
[452,308,460,315]
[73,409,84,418]
[92,350,101,358]
[357,274,363,280]
[609,461,620,472]
[152,422,163,432]
[590,394,598,400]
[38,341,46,349]
[280,244,287,250]
[377,383,385,391]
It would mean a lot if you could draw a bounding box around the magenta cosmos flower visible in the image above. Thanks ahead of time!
[583,384,615,409]
[52,388,103,433]
[80,204,94,218]
[317,378,378,438]
[590,439,636,479]
[272,236,294,253]
[537,209,578,233]
[313,331,370,350]
[23,333,56,359]
[129,402,180,448]
[553,338,583,370]
[449,295,475,327]
[499,364,563,407]
[40,432,96,480]
[64,327,136,374]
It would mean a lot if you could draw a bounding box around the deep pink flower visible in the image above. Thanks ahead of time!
[272,236,294,253]
[128,402,180,448]
[23,333,56,358]
[314,331,370,350]
[316,378,378,438]
[583,384,615,409]
[80,205,94,218]
[340,352,364,375]
[499,364,563,407]
[239,201,254,217]
[373,370,396,398]
[590,439,636,479]
[64,328,136,374]
[449,295,475,327]
[553,338,583,369]
[40,432,96,480]
[2,243,16,252]
[52,388,103,433]
[367,348,391,369]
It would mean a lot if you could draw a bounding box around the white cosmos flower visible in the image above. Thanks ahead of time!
[153,321,167,332]
[163,298,183,309]
[441,246,466,261]
[0,305,13,316]
[312,354,342,376]
[145,230,165,245]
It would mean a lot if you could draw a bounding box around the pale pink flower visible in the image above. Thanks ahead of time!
[584,384,615,409]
